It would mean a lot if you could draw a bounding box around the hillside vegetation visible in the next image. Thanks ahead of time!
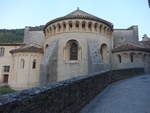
[0,29,24,43]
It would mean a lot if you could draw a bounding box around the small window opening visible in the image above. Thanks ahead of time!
[32,59,36,69]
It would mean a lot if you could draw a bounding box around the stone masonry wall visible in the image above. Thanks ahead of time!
[0,68,144,113]
[113,26,139,47]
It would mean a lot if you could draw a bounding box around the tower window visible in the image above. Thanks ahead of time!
[82,21,86,29]
[76,21,79,28]
[32,59,36,69]
[63,23,66,29]
[69,22,73,29]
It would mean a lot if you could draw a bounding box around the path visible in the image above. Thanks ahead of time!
[80,75,150,113]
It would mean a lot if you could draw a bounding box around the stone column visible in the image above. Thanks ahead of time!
[51,27,54,36]
[85,22,88,31]
[101,26,105,35]
[60,24,63,33]
[55,25,59,34]
[53,25,56,35]
[79,21,82,31]
[91,23,95,32]
[66,22,69,32]
[72,21,76,31]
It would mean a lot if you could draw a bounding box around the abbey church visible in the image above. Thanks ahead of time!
[0,9,150,90]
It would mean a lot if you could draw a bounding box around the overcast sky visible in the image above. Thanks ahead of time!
[0,0,150,39]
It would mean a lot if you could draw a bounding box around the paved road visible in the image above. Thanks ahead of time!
[80,75,150,113]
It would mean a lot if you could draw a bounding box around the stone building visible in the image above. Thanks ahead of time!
[0,43,22,84]
[142,34,150,41]
[0,8,149,90]
[9,44,43,89]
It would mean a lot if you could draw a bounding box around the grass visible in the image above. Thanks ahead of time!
[0,85,16,95]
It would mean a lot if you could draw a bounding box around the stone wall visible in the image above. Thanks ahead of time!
[0,45,21,83]
[43,31,112,82]
[112,51,147,70]
[24,27,45,46]
[0,68,144,113]
[9,52,43,90]
[40,40,58,85]
[113,26,139,47]
[144,55,150,74]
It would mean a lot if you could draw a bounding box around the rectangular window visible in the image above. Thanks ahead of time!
[0,48,5,56]
[3,66,10,72]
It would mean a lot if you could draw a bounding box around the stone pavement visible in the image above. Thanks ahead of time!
[80,74,150,113]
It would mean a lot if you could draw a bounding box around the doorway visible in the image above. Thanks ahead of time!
[3,74,9,83]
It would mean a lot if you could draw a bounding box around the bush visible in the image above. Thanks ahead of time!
[0,85,16,95]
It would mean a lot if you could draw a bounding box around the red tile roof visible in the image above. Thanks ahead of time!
[10,45,43,54]
[112,42,150,53]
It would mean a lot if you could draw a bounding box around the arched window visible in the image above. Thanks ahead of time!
[65,40,79,61]
[20,59,25,69]
[130,53,134,63]
[100,44,109,64]
[99,25,102,32]
[69,21,73,30]
[94,23,98,31]
[70,42,78,60]
[32,59,36,69]
[88,22,92,31]
[118,54,122,63]
[82,21,86,30]
[57,24,61,32]
[63,22,66,30]
[76,21,79,28]
[0,47,5,56]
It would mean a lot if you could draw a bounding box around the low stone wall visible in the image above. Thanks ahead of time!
[0,68,144,113]
[111,68,144,82]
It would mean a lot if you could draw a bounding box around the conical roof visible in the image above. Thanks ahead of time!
[65,8,100,19]
[44,8,113,30]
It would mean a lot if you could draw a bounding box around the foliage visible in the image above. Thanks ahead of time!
[0,29,24,43]
[0,85,16,95]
